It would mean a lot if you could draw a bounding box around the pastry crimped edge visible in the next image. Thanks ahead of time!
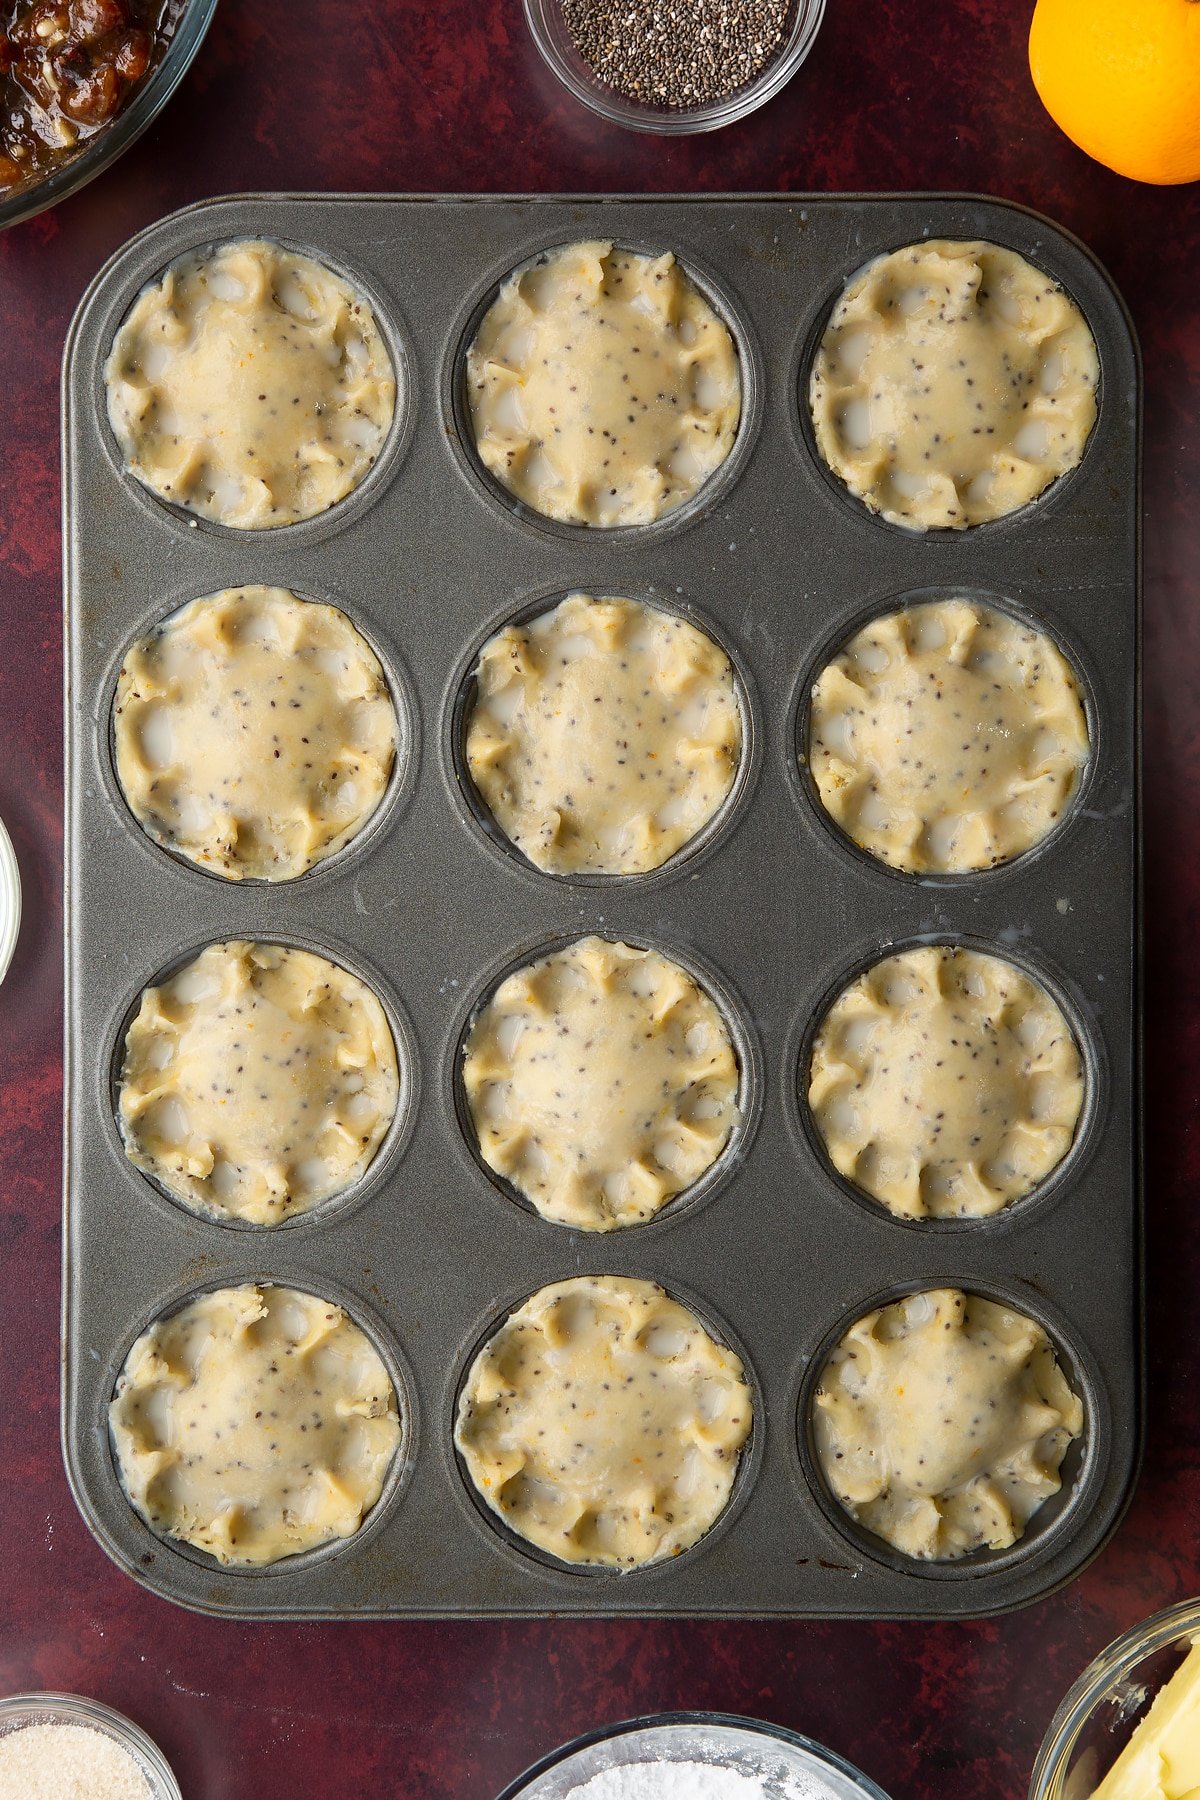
[807,944,1084,1219]
[454,1274,752,1568]
[105,239,396,529]
[113,586,398,882]
[808,597,1090,874]
[465,592,742,875]
[462,935,740,1231]
[809,238,1100,530]
[118,939,400,1225]
[110,1283,402,1566]
[812,1287,1084,1561]
[465,239,741,527]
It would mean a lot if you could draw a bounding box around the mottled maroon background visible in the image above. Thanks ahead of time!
[0,0,1195,1795]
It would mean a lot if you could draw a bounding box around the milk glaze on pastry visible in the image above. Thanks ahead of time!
[808,598,1089,874]
[462,935,739,1231]
[466,240,740,528]
[809,239,1099,530]
[118,941,399,1225]
[808,945,1083,1219]
[812,1287,1084,1560]
[105,239,396,528]
[114,586,398,882]
[465,593,741,875]
[110,1284,401,1565]
[455,1275,752,1568]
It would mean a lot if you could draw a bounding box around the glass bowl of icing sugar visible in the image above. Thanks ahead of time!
[496,1712,892,1800]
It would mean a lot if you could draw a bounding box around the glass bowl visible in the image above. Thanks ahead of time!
[0,812,19,986]
[1031,1598,1200,1799]
[0,0,218,233]
[522,0,826,134]
[0,1693,181,1797]
[497,1710,892,1798]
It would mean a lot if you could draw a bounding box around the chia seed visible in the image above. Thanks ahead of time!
[560,0,793,110]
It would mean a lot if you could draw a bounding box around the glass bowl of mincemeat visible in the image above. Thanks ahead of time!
[1031,1598,1200,1799]
[523,0,826,133]
[0,0,217,231]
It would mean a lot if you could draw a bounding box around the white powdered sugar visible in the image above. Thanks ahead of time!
[567,1759,829,1799]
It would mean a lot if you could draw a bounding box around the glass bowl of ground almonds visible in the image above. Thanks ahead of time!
[0,1694,181,1800]
[524,0,826,132]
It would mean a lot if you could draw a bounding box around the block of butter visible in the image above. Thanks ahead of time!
[1090,1642,1200,1799]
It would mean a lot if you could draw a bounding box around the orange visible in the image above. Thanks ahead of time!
[1029,0,1200,185]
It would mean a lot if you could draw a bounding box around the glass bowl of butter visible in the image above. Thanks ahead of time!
[1032,1599,1200,1800]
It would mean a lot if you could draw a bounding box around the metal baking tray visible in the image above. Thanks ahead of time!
[62,193,1142,1619]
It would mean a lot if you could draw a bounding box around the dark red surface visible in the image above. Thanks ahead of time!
[0,2,1196,1796]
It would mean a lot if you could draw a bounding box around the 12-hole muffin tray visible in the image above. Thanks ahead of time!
[62,193,1141,1618]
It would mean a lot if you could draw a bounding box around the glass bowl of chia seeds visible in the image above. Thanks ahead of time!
[523,0,826,133]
